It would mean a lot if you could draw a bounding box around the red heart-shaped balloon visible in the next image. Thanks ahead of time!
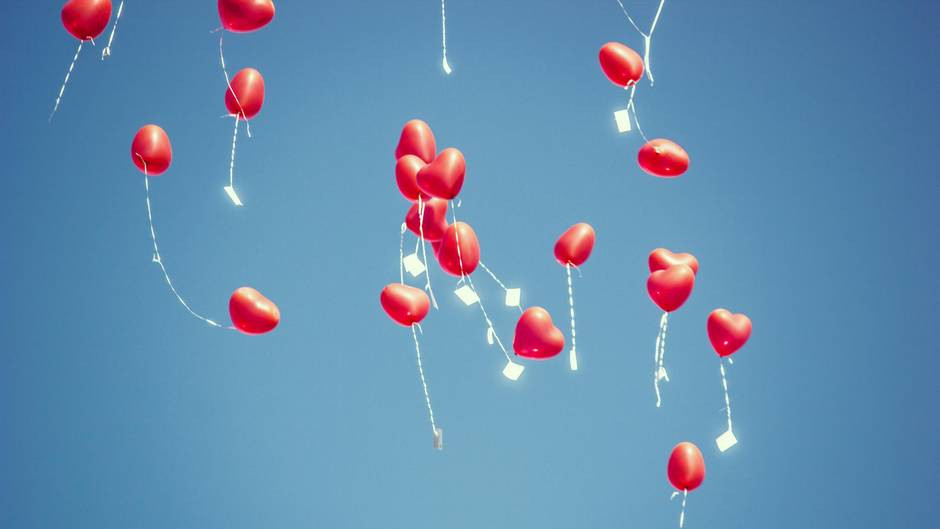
[380,283,430,326]
[598,42,644,87]
[648,248,699,275]
[707,309,752,357]
[667,442,705,492]
[395,155,432,202]
[61,0,112,41]
[395,119,437,164]
[513,307,565,359]
[229,287,280,335]
[405,198,449,242]
[554,223,596,267]
[647,265,695,312]
[131,124,172,176]
[437,222,480,276]
[417,148,465,200]
[218,0,275,33]
[225,68,265,120]
[638,139,689,178]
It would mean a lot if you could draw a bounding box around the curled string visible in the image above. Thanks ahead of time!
[49,40,84,122]
[720,358,734,433]
[139,157,231,329]
[101,1,125,59]
[411,323,441,445]
[417,198,439,309]
[566,263,579,371]
[614,0,667,86]
[670,489,688,528]
[653,311,669,407]
[399,223,407,284]
[477,261,523,314]
[440,0,452,74]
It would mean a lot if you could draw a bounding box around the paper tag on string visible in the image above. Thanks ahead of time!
[502,361,525,381]
[716,429,738,452]
[403,253,426,277]
[433,426,444,450]
[504,288,521,307]
[486,327,495,345]
[657,366,669,381]
[223,186,243,206]
[614,109,632,133]
[454,285,480,306]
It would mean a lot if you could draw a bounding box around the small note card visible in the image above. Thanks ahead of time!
[402,253,426,277]
[223,186,243,206]
[614,109,632,133]
[502,361,525,381]
[504,288,521,307]
[454,285,479,306]
[716,429,738,452]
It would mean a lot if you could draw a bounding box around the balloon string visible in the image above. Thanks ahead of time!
[566,263,579,371]
[654,311,669,407]
[720,358,734,433]
[228,114,240,188]
[626,85,650,142]
[449,200,467,283]
[614,0,666,86]
[49,40,84,122]
[218,35,248,119]
[477,261,523,314]
[399,223,407,284]
[440,0,452,74]
[669,489,688,528]
[412,323,441,448]
[417,198,439,309]
[101,1,125,59]
[466,274,512,363]
[139,159,230,329]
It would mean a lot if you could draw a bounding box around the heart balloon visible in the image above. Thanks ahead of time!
[395,119,437,164]
[225,68,265,120]
[647,264,695,312]
[667,442,705,492]
[554,223,596,267]
[598,42,644,87]
[405,198,449,242]
[380,283,430,326]
[218,0,275,32]
[649,248,699,275]
[638,139,689,178]
[431,240,442,258]
[513,307,565,359]
[61,0,112,41]
[131,125,173,176]
[229,287,280,334]
[395,155,432,202]
[417,148,465,200]
[437,222,480,277]
[707,309,752,357]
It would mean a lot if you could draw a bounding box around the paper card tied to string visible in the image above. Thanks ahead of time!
[504,288,521,307]
[716,429,738,453]
[455,285,480,306]
[223,185,243,206]
[403,253,427,277]
[502,360,525,381]
[614,109,632,133]
[433,426,444,450]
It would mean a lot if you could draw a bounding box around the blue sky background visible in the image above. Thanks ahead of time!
[2,1,939,528]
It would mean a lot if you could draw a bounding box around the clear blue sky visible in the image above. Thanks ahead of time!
[2,1,938,528]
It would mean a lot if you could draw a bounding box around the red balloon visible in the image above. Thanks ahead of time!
[431,240,442,258]
[437,222,480,277]
[218,0,275,33]
[647,264,695,313]
[599,42,644,87]
[61,0,112,41]
[131,125,172,176]
[225,68,265,120]
[380,283,430,326]
[707,309,752,357]
[513,307,565,359]
[417,148,465,200]
[638,139,689,178]
[395,119,437,164]
[554,223,596,267]
[229,287,280,335]
[667,442,705,492]
[405,198,449,242]
[649,248,699,275]
[395,155,432,202]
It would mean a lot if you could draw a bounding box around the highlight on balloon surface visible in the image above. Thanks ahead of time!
[646,252,697,407]
[51,0,113,121]
[667,441,705,528]
[553,223,596,371]
[222,67,266,206]
[638,138,689,178]
[707,308,752,452]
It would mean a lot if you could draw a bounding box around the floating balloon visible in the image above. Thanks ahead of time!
[649,248,699,275]
[229,287,280,334]
[395,119,437,164]
[513,307,565,360]
[131,125,172,176]
[667,442,705,528]
[406,198,449,242]
[553,223,596,371]
[395,155,431,202]
[221,67,265,206]
[50,0,113,120]
[708,309,752,452]
[437,221,480,277]
[638,139,689,178]
[218,0,275,32]
[647,264,696,407]
[417,148,466,200]
[599,42,644,88]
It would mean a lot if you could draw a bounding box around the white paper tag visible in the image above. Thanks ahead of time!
[223,185,243,206]
[502,361,525,381]
[454,285,479,306]
[504,288,521,307]
[614,109,632,133]
[657,366,669,381]
[716,429,738,452]
[486,327,495,345]
[402,253,426,277]
[433,426,444,450]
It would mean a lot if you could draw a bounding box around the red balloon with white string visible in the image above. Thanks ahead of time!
[50,0,113,120]
[221,67,265,206]
[708,308,752,452]
[646,252,697,408]
[666,442,705,528]
[553,223,595,371]
[638,139,689,178]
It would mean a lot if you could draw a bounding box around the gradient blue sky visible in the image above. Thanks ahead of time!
[2,1,939,528]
